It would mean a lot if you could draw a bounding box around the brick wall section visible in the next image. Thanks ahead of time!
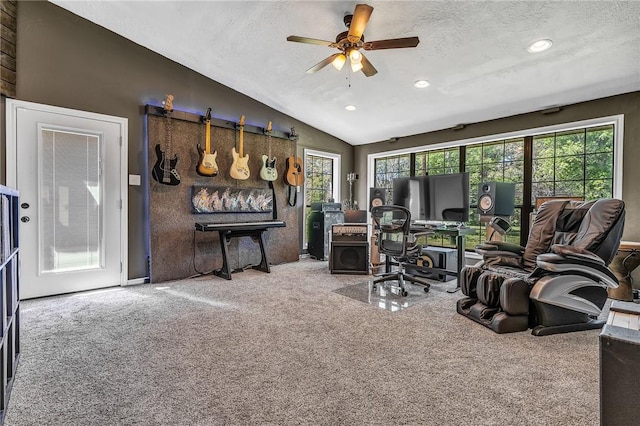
[0,1,16,98]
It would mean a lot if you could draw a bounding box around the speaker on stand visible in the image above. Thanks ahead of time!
[369,187,386,212]
[477,182,516,217]
[368,188,387,266]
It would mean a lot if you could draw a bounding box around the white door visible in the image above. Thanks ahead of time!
[6,100,127,299]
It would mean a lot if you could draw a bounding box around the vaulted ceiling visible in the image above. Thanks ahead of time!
[51,1,640,145]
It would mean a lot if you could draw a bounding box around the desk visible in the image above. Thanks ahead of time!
[195,220,286,280]
[386,226,474,292]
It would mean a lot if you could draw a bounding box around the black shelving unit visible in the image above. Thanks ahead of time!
[0,185,19,424]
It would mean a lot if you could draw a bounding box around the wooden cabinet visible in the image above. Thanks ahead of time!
[0,185,19,424]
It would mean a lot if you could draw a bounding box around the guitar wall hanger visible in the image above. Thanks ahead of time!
[145,105,296,141]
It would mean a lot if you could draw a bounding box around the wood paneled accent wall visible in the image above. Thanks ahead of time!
[147,106,299,283]
[0,0,16,97]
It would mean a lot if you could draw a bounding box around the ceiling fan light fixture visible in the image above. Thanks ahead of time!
[413,80,430,88]
[348,49,362,64]
[350,60,363,72]
[332,54,347,70]
[527,39,553,53]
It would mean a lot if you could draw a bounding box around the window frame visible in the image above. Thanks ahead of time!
[303,148,341,250]
[367,115,624,246]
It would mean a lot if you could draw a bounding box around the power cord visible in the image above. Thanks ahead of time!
[191,228,214,277]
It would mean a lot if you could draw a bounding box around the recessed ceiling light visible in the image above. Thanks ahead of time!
[527,39,553,53]
[345,105,356,111]
[414,80,430,88]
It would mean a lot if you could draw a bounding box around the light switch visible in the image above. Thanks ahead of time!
[129,174,141,186]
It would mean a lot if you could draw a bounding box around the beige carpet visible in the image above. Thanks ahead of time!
[5,258,601,425]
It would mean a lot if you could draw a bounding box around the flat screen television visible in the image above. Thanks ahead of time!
[427,172,470,222]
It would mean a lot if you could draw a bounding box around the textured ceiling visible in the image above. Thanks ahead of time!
[50,1,640,146]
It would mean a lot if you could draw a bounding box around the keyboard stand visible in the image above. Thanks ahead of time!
[214,228,271,280]
[195,221,286,280]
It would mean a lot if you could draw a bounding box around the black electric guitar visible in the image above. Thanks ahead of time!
[151,94,181,185]
[259,121,278,181]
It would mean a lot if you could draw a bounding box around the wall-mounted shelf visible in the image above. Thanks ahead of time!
[0,185,19,425]
[144,105,299,141]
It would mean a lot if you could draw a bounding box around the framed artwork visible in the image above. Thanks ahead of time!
[191,186,273,213]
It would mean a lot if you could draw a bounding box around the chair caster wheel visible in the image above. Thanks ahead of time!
[402,290,408,297]
[424,287,430,293]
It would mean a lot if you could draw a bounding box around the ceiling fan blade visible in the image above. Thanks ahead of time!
[287,35,333,47]
[363,37,420,50]
[347,4,373,43]
[360,53,377,77]
[306,53,341,74]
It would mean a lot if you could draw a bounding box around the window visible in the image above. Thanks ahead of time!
[465,138,525,248]
[368,116,621,249]
[374,154,411,195]
[532,126,614,202]
[415,147,460,176]
[305,155,334,206]
[303,149,341,249]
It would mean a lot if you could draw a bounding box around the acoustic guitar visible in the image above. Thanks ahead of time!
[196,107,218,177]
[259,121,278,181]
[284,155,304,187]
[151,94,181,185]
[230,115,250,180]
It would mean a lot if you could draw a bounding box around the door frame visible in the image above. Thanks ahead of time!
[302,148,341,251]
[5,99,128,288]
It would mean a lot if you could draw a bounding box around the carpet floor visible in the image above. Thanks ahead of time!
[4,258,602,425]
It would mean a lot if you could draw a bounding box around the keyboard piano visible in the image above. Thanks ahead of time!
[195,220,286,280]
[195,220,285,233]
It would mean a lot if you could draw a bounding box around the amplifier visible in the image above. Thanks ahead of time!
[310,202,342,212]
[330,242,369,275]
[332,224,368,241]
[600,301,640,425]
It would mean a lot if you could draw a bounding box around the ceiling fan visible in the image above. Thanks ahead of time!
[286,3,420,77]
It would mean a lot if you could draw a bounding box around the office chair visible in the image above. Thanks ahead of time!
[457,198,625,335]
[371,205,432,296]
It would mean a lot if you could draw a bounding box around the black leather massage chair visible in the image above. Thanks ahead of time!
[457,198,625,336]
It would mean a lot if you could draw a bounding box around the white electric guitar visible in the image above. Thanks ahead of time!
[259,121,278,181]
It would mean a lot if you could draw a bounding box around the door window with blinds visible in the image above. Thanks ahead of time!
[39,126,103,273]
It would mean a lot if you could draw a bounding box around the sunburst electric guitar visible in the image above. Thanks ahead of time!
[196,107,218,177]
[259,121,278,181]
[151,94,181,186]
[230,115,250,180]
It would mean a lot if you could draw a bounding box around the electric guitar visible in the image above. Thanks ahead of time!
[151,94,181,185]
[230,115,250,180]
[259,121,278,181]
[196,107,218,177]
[284,155,304,187]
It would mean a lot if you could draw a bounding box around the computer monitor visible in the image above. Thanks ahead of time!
[392,176,428,220]
[427,172,470,222]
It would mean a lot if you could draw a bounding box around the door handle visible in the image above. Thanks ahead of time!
[20,216,30,223]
